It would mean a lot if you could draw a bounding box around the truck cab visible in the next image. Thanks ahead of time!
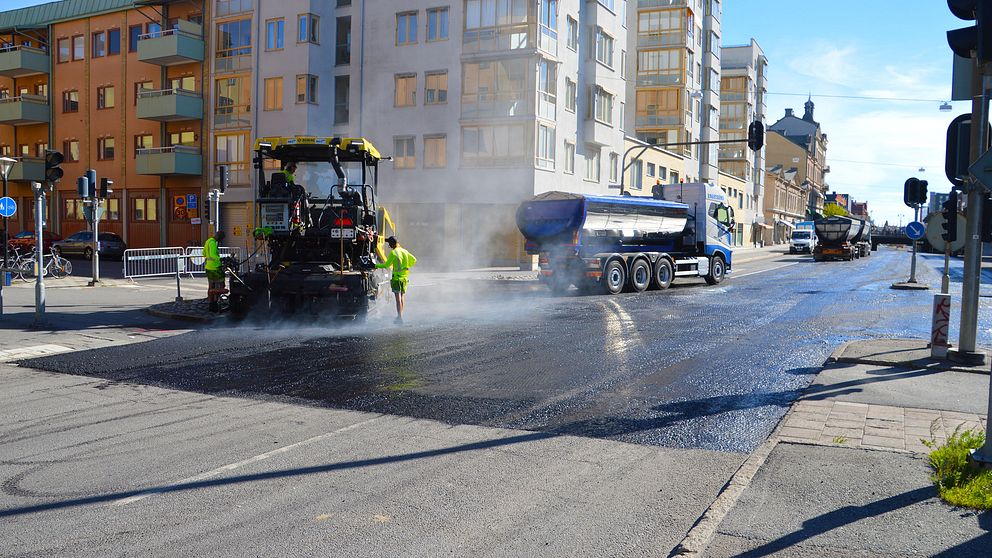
[790,229,816,253]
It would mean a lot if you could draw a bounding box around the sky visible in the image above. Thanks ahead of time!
[3,0,968,225]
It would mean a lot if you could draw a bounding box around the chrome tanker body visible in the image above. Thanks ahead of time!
[517,183,737,295]
[813,216,870,261]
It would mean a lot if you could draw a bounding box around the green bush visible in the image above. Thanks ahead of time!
[924,428,992,509]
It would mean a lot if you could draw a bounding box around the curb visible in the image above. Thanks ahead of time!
[825,340,990,375]
[143,307,217,324]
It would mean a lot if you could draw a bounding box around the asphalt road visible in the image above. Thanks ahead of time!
[2,246,986,556]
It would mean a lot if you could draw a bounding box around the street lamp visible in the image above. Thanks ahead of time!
[0,156,16,315]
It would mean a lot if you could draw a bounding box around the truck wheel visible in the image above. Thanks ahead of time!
[704,255,726,285]
[603,260,626,295]
[628,259,651,293]
[652,258,673,290]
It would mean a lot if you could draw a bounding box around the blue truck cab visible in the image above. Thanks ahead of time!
[516,182,735,294]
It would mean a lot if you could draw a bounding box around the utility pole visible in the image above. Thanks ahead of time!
[31,182,46,326]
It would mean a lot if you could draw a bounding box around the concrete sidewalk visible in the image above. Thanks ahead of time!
[693,339,992,557]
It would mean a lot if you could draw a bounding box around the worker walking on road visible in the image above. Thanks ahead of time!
[205,230,227,313]
[376,236,416,324]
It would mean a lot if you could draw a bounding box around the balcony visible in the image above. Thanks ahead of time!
[136,146,202,176]
[137,20,204,66]
[0,45,49,78]
[136,88,203,122]
[0,95,50,125]
[585,117,615,147]
[7,156,44,182]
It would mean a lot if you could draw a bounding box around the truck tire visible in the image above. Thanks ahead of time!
[652,258,673,290]
[704,255,726,285]
[603,260,626,295]
[628,259,651,292]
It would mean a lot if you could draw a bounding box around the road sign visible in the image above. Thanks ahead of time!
[905,221,926,240]
[0,197,16,218]
[926,212,967,252]
[187,193,198,209]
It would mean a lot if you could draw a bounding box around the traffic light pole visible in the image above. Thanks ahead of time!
[89,197,100,286]
[909,205,920,283]
[32,183,46,327]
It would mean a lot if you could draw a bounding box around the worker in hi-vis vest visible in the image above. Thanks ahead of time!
[375,236,417,324]
[204,230,226,313]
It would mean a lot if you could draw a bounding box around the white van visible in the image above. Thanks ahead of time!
[790,229,817,253]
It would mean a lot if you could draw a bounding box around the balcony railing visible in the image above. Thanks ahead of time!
[637,31,690,48]
[137,21,204,66]
[0,94,50,125]
[463,24,534,55]
[136,146,202,175]
[7,156,44,181]
[136,88,204,121]
[0,45,49,78]
[460,92,531,119]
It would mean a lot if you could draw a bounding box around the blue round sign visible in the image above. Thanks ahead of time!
[906,221,926,240]
[0,196,16,218]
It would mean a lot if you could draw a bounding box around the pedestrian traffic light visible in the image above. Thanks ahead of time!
[948,0,992,63]
[99,178,113,198]
[943,190,959,242]
[44,150,63,183]
[747,121,764,151]
[218,164,229,193]
[903,177,928,207]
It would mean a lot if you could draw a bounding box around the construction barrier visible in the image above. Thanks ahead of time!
[124,246,245,279]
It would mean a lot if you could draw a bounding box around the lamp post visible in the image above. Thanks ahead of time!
[0,156,16,316]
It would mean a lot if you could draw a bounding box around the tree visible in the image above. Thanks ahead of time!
[822,203,849,217]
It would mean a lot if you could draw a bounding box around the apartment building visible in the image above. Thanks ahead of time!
[626,0,721,184]
[762,163,804,245]
[0,0,209,249]
[719,38,766,246]
[765,100,830,218]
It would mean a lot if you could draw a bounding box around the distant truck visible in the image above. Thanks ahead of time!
[516,182,736,294]
[812,216,871,261]
[789,221,817,254]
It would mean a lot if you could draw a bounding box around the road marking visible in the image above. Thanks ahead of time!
[0,344,74,362]
[733,261,800,279]
[112,416,381,506]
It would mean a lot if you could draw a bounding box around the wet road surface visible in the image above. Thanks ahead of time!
[21,247,976,454]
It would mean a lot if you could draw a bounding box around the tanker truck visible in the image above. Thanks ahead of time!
[516,182,736,294]
[812,216,868,262]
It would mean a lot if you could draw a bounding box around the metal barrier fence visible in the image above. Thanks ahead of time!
[123,246,244,279]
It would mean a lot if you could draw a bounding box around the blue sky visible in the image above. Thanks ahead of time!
[4,0,968,224]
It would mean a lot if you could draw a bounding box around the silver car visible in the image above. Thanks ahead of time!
[53,231,127,260]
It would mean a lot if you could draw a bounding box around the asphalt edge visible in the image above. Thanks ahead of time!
[143,306,217,324]
[825,338,990,375]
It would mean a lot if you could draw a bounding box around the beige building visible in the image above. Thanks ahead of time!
[764,99,829,218]
[762,164,805,245]
[622,136,687,194]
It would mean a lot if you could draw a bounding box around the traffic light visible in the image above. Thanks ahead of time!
[943,190,959,242]
[44,150,63,183]
[903,177,928,207]
[218,164,229,193]
[76,176,88,198]
[983,196,992,242]
[99,178,113,198]
[747,121,764,151]
[948,0,992,63]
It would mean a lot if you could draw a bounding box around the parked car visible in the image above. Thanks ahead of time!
[7,230,63,254]
[52,231,127,260]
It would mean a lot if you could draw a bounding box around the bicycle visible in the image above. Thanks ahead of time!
[17,248,72,279]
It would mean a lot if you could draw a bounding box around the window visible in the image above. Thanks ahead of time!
[97,86,115,109]
[461,124,527,167]
[584,146,600,182]
[536,123,555,170]
[215,132,249,186]
[566,17,578,51]
[647,162,655,177]
[171,76,195,91]
[266,18,284,50]
[394,74,416,106]
[671,171,679,184]
[336,17,351,64]
[216,76,251,122]
[92,31,106,58]
[107,28,121,55]
[425,71,447,105]
[133,197,158,221]
[427,7,448,41]
[134,134,153,156]
[334,75,350,124]
[146,21,161,36]
[658,166,667,181]
[394,136,415,169]
[462,59,528,118]
[72,35,84,60]
[100,200,121,221]
[97,137,115,161]
[397,12,417,45]
[537,59,557,119]
[35,143,48,158]
[591,86,614,125]
[424,135,446,168]
[295,74,318,103]
[216,18,251,66]
[264,77,283,110]
[0,145,8,157]
[609,152,618,183]
[298,13,319,44]
[619,102,625,130]
[594,27,614,67]
[0,88,6,99]
[63,140,80,162]
[131,79,152,103]
[630,160,643,189]
[620,50,626,79]
[169,131,196,146]
[564,78,576,113]
[338,0,352,5]
[128,25,142,52]
[35,83,48,98]
[62,90,79,113]
[57,38,70,63]
[18,144,28,157]
[564,141,575,174]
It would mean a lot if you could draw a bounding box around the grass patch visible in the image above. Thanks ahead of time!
[831,436,848,445]
[923,428,992,510]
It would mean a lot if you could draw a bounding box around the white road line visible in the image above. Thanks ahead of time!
[733,261,801,279]
[112,416,381,506]
[0,344,74,362]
